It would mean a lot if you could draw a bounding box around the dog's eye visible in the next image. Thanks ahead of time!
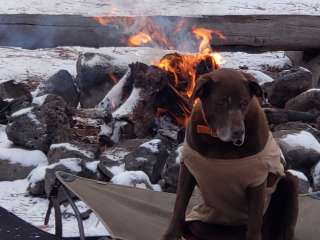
[216,100,228,107]
[240,100,249,109]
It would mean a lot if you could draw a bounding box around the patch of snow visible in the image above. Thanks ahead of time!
[245,70,274,85]
[111,170,160,191]
[0,148,47,167]
[136,157,148,162]
[140,139,161,153]
[32,94,48,106]
[107,164,125,176]
[288,169,308,181]
[50,143,95,159]
[11,107,33,117]
[0,125,13,148]
[0,179,108,237]
[85,161,99,173]
[112,87,142,118]
[281,131,320,153]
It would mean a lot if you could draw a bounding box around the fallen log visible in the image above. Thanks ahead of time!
[0,14,320,51]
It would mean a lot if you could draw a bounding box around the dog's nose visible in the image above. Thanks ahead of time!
[232,129,245,146]
[232,129,244,139]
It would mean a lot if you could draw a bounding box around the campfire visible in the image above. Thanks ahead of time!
[93,17,224,145]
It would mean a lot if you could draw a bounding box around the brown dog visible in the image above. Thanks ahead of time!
[162,69,298,240]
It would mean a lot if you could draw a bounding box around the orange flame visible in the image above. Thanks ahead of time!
[93,16,112,26]
[128,32,153,46]
[108,73,118,84]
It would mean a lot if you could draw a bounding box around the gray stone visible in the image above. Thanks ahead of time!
[36,70,79,107]
[274,130,320,178]
[124,137,172,183]
[0,160,34,181]
[6,94,72,152]
[161,149,180,193]
[48,141,100,164]
[267,67,312,108]
[0,80,31,100]
[285,89,320,113]
[75,52,127,108]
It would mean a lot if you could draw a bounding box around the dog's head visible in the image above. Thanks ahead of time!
[191,69,263,147]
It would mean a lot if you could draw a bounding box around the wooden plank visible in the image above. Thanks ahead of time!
[0,14,320,51]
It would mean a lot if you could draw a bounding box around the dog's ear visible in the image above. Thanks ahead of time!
[191,75,213,103]
[242,72,263,98]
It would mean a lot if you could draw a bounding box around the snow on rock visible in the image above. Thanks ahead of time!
[245,70,274,85]
[111,170,161,191]
[85,161,99,173]
[312,162,320,190]
[281,131,320,152]
[32,94,48,106]
[140,139,161,153]
[0,148,47,167]
[0,179,108,237]
[97,68,131,110]
[288,169,309,182]
[50,143,95,159]
[28,158,82,186]
[112,87,142,118]
[11,106,33,117]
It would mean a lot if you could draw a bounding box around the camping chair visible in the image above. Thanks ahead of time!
[50,171,320,240]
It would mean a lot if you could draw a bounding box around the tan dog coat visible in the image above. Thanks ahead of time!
[179,132,285,225]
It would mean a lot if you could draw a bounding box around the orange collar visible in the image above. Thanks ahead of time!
[196,124,217,137]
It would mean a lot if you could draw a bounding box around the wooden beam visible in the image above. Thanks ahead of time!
[0,14,320,51]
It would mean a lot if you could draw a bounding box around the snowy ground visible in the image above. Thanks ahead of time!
[0,46,290,84]
[1,0,319,16]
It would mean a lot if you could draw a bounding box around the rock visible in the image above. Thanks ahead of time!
[97,139,145,179]
[288,170,311,194]
[0,80,31,100]
[76,52,127,108]
[6,94,72,152]
[274,130,320,179]
[311,161,320,191]
[36,70,79,107]
[285,89,320,113]
[267,67,312,108]
[48,141,100,164]
[161,149,180,193]
[28,157,101,197]
[124,137,172,183]
[0,160,34,181]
